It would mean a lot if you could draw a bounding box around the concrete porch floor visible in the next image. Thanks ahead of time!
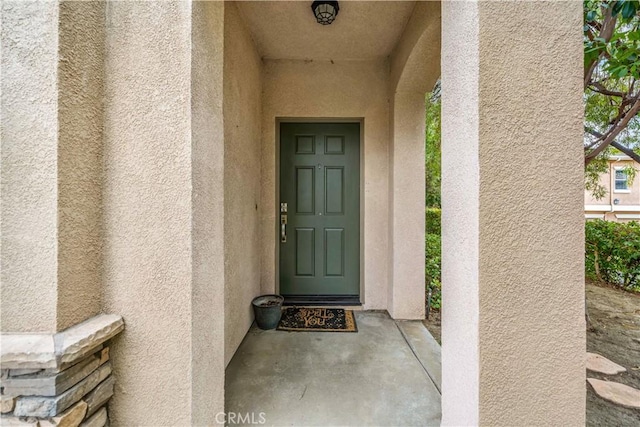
[225,311,442,426]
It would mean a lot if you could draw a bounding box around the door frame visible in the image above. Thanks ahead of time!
[275,118,365,305]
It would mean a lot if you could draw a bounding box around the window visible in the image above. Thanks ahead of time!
[614,169,629,192]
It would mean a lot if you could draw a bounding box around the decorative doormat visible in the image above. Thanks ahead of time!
[277,307,358,332]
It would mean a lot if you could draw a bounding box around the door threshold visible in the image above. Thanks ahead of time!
[283,295,361,306]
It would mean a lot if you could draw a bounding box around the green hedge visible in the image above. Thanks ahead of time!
[426,208,441,235]
[586,220,640,291]
[425,207,442,309]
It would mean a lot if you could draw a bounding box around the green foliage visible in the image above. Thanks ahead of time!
[586,219,640,291]
[584,1,640,196]
[585,155,610,199]
[424,86,442,310]
[425,208,441,309]
[425,208,441,235]
[425,232,441,309]
[425,91,441,208]
[584,0,640,79]
[620,163,640,184]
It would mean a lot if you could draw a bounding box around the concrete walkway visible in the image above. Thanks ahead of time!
[225,311,441,426]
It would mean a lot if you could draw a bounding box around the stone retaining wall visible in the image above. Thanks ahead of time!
[1,315,124,427]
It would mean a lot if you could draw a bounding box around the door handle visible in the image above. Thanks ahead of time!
[280,213,287,243]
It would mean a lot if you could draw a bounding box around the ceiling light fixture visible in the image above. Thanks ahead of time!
[311,1,340,25]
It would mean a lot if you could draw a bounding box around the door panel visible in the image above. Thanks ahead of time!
[324,228,344,277]
[295,228,315,277]
[295,167,315,214]
[280,123,360,299]
[325,136,344,154]
[296,135,315,154]
[325,167,344,215]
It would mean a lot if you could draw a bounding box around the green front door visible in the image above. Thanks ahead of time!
[279,123,360,302]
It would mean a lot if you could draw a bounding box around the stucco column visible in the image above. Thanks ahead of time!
[1,0,105,333]
[388,91,426,320]
[441,1,585,425]
[102,1,225,424]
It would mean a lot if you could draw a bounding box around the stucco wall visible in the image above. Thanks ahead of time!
[477,3,585,424]
[389,1,441,95]
[103,1,224,424]
[442,1,585,425]
[260,59,390,310]
[385,1,441,320]
[585,159,640,221]
[607,160,640,205]
[1,0,60,332]
[584,159,640,206]
[387,92,426,320]
[223,2,263,366]
[1,1,104,333]
[57,0,105,332]
[441,1,481,423]
[191,0,226,422]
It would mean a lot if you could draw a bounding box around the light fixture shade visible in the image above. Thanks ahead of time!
[311,1,340,25]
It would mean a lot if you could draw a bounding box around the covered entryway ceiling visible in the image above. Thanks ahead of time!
[236,1,416,60]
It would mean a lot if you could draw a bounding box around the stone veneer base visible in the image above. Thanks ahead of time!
[1,314,124,426]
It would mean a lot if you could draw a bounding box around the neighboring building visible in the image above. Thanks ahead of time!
[1,2,586,426]
[585,155,640,221]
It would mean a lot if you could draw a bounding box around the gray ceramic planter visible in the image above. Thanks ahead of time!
[251,294,284,330]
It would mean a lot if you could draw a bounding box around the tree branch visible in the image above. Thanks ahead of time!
[585,94,640,164]
[586,127,640,163]
[585,7,618,87]
[584,127,605,150]
[611,141,640,163]
[588,82,627,97]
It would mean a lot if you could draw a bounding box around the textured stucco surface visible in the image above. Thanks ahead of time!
[2,1,587,424]
[386,1,441,319]
[56,0,105,332]
[477,2,585,425]
[442,1,585,425]
[260,59,390,310]
[387,92,427,320]
[441,1,481,423]
[237,1,415,61]
[102,1,226,424]
[223,2,263,367]
[389,1,441,95]
[1,0,59,332]
[191,1,226,422]
[1,1,104,332]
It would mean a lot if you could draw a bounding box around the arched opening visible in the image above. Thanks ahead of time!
[224,1,444,425]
